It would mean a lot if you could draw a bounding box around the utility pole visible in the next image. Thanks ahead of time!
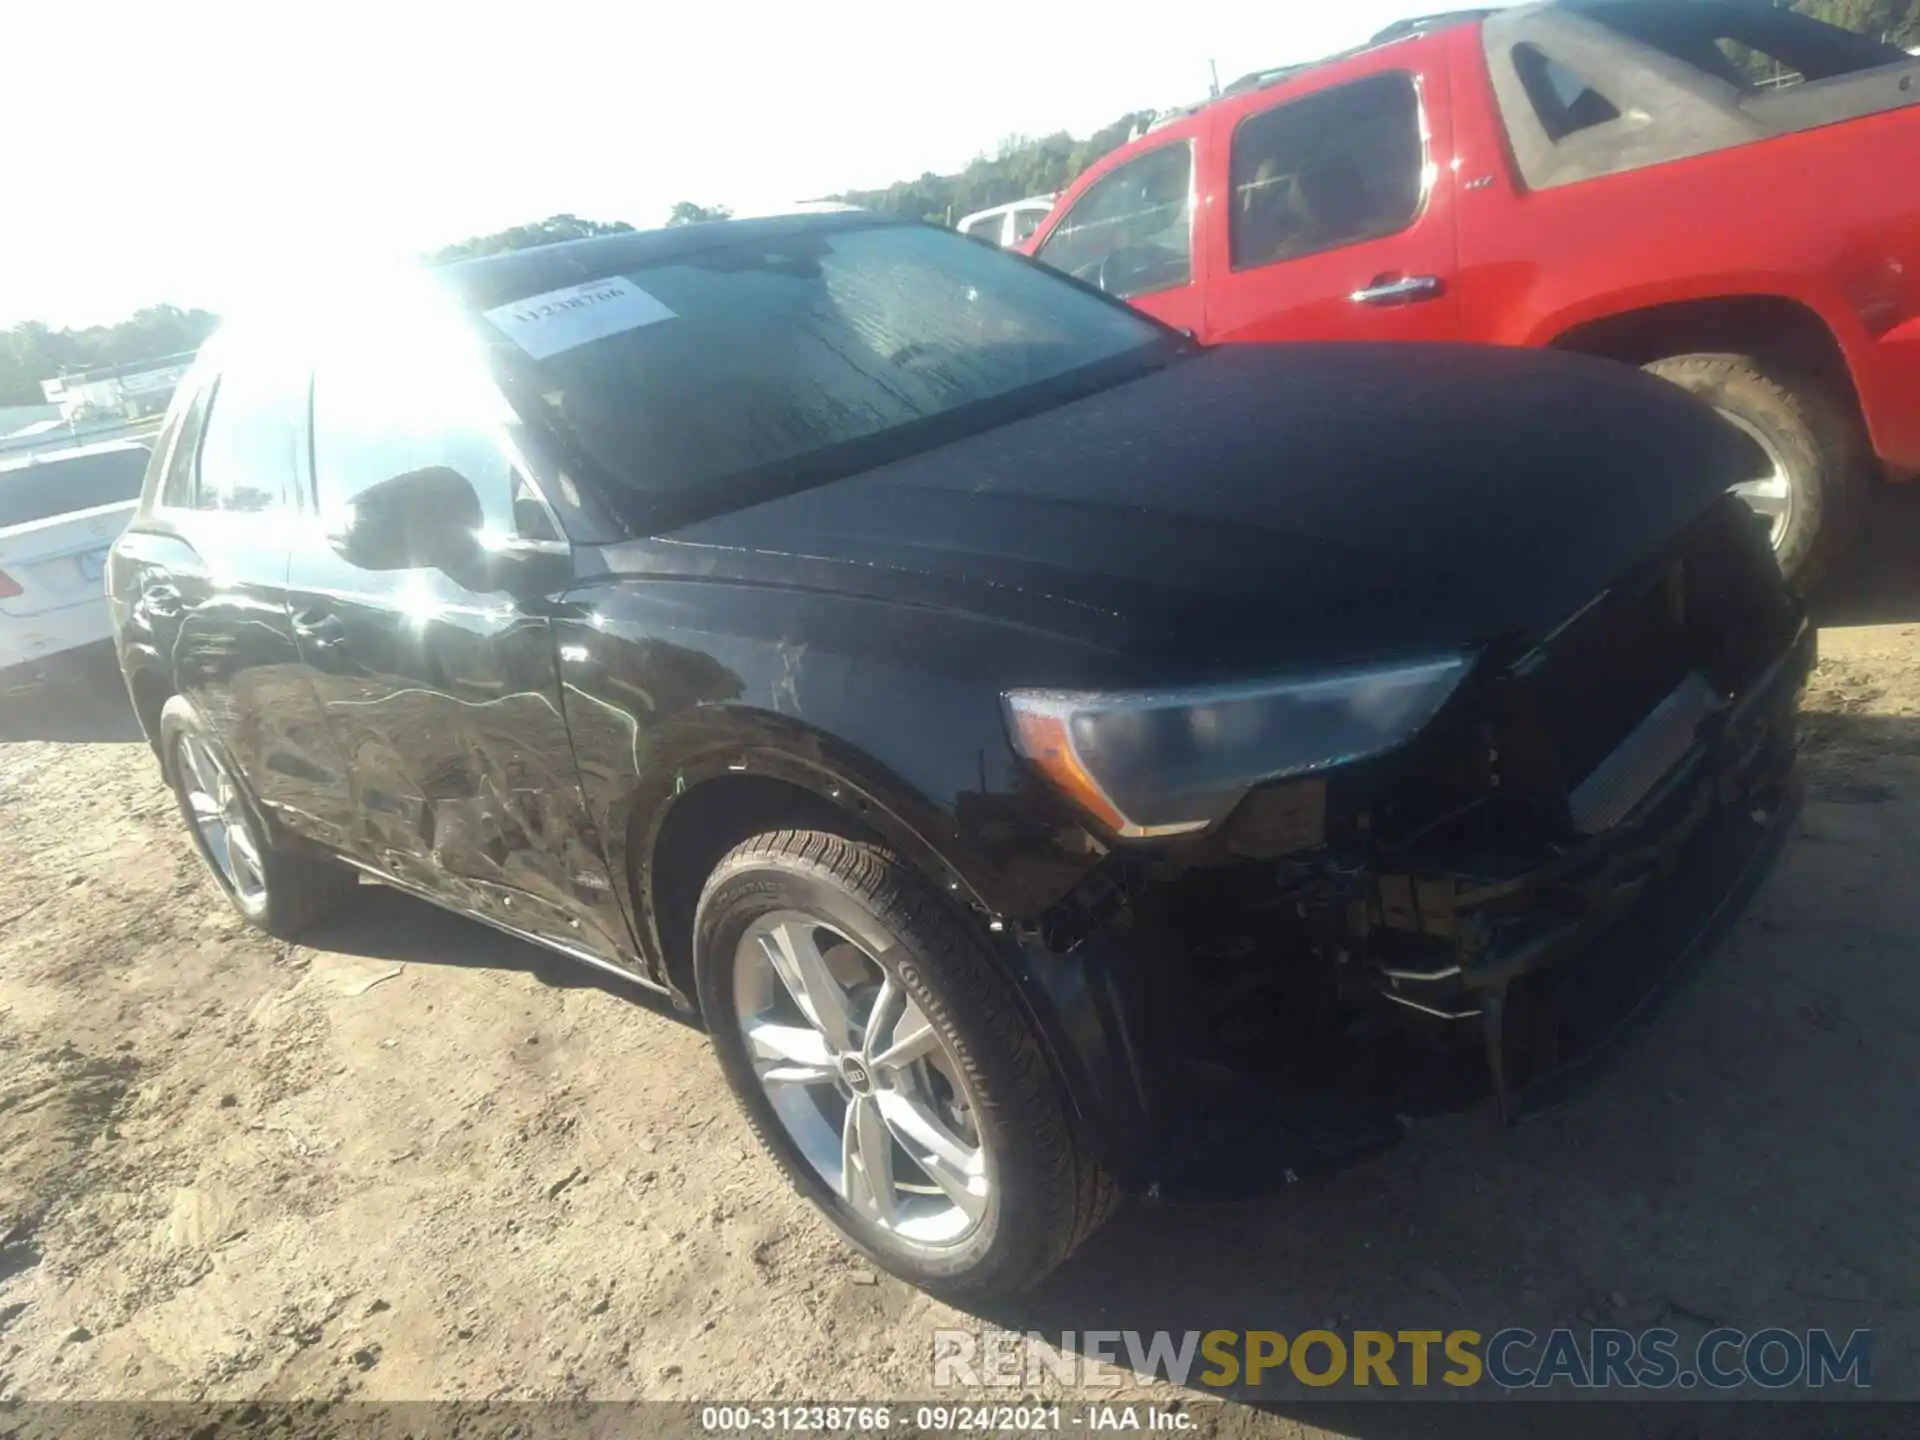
[1208,59,1221,98]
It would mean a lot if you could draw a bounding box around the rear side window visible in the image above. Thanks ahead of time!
[1588,3,1913,91]
[1011,207,1047,243]
[154,381,215,509]
[193,357,309,513]
[1514,45,1622,141]
[0,447,150,529]
[1229,73,1425,271]
[1035,142,1193,299]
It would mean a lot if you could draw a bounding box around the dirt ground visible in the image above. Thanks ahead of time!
[3,492,1918,1434]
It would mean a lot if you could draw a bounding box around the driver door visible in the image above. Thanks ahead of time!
[1032,138,1207,335]
[281,346,635,966]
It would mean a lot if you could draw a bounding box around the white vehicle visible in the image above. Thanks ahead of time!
[0,439,150,673]
[955,195,1056,248]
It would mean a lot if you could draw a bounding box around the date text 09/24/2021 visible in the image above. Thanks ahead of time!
[700,1407,1189,1432]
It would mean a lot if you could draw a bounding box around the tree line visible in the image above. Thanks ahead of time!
[828,111,1156,226]
[0,305,221,409]
[820,2,1917,226]
[5,0,1912,406]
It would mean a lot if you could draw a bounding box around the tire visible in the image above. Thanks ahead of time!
[694,828,1117,1298]
[1644,353,1865,587]
[158,697,355,940]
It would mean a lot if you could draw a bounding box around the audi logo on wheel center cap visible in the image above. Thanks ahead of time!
[840,1056,875,1096]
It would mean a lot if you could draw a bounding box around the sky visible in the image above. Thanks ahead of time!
[0,0,1505,329]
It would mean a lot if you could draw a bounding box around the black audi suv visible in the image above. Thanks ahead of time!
[109,213,1811,1296]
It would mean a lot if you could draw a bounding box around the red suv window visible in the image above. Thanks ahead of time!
[1035,142,1193,300]
[1227,73,1427,271]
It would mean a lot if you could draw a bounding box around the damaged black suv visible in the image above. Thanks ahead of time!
[110,213,1811,1297]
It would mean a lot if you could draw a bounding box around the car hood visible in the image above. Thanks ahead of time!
[655,344,1756,683]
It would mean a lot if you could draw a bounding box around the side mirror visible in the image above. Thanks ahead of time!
[327,466,484,573]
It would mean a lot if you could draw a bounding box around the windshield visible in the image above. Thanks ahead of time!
[464,222,1177,524]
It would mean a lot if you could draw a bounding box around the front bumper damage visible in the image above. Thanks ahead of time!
[1006,553,1814,1203]
[1377,620,1811,1125]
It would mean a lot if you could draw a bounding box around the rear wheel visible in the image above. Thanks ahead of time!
[1644,352,1865,586]
[693,828,1116,1298]
[159,698,354,939]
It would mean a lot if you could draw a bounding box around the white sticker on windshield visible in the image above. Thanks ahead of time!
[483,276,676,361]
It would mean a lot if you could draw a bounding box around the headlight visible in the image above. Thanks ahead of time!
[1004,655,1473,839]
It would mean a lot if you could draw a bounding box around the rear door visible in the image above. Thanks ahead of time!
[0,444,147,669]
[1032,136,1208,335]
[282,343,633,964]
[1201,49,1463,343]
[111,344,347,840]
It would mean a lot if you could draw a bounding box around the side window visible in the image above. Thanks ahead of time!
[1513,46,1622,141]
[311,357,551,539]
[193,357,308,514]
[1035,142,1192,299]
[960,214,1001,243]
[1228,73,1425,272]
[156,382,214,509]
[1011,207,1047,243]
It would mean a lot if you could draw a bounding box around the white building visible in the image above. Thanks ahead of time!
[41,351,196,424]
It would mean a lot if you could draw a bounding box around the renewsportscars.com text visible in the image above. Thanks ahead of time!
[932,1327,1873,1392]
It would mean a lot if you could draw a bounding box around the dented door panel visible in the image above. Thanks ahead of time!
[282,540,636,968]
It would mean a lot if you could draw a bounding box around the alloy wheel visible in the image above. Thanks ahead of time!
[175,733,268,907]
[733,910,989,1251]
[1716,407,1795,554]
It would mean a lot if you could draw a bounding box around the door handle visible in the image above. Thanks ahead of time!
[1350,274,1445,307]
[143,583,183,618]
[292,609,346,649]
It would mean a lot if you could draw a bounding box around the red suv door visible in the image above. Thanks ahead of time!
[1200,44,1462,345]
[1029,134,1207,336]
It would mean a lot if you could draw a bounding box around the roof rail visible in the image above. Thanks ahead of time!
[1220,62,1318,97]
[1369,8,1498,45]
[1146,101,1209,132]
[1141,10,1494,135]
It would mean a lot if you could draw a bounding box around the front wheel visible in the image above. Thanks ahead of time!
[1644,353,1865,586]
[159,698,355,939]
[693,828,1116,1298]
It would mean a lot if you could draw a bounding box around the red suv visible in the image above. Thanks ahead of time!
[1022,0,1920,581]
